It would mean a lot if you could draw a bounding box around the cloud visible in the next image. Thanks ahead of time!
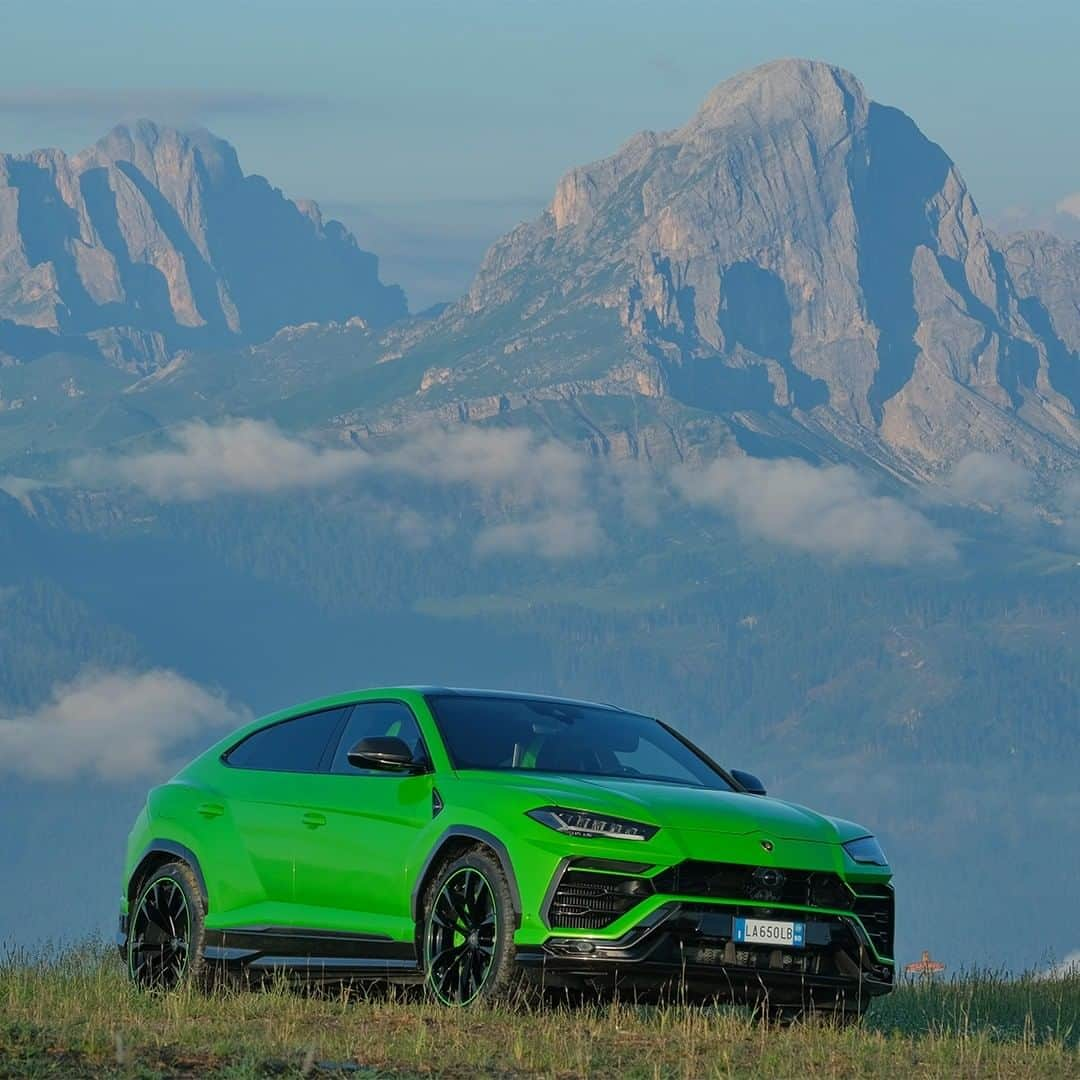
[0,474,44,501]
[1039,951,1080,980]
[0,88,325,125]
[0,669,248,781]
[383,426,588,505]
[71,419,606,559]
[947,452,1032,510]
[943,451,1040,526]
[72,419,370,500]
[674,455,957,565]
[475,509,604,560]
[378,426,604,558]
[943,453,1080,541]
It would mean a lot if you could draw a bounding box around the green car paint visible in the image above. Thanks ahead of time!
[120,686,895,1007]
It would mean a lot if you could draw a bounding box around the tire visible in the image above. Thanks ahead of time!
[420,846,517,1006]
[126,860,209,991]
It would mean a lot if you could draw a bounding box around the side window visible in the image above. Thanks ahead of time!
[331,701,427,775]
[225,707,350,773]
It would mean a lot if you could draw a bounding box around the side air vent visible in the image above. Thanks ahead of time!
[851,886,895,959]
[547,870,652,930]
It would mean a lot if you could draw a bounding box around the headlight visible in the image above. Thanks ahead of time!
[842,835,889,866]
[526,807,658,842]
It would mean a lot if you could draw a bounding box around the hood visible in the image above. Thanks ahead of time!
[462,771,848,846]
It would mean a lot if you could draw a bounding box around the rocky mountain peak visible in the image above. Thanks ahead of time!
[685,58,868,136]
[0,123,406,370]
[442,59,1079,473]
[88,120,244,191]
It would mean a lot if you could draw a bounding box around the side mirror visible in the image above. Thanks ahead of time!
[347,736,421,772]
[731,769,767,796]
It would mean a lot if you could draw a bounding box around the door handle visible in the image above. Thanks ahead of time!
[302,812,327,829]
[197,802,225,819]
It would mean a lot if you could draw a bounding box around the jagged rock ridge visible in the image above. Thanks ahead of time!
[0,120,406,370]
[402,59,1079,473]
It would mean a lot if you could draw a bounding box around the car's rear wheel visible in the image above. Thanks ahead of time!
[421,847,517,1006]
[126,861,208,991]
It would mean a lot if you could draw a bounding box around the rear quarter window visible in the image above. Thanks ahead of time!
[224,706,349,773]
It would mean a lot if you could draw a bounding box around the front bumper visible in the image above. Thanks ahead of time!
[518,901,893,1006]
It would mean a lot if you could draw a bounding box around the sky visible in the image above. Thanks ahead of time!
[2,0,1078,303]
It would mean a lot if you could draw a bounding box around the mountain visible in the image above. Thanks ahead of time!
[0,120,406,371]
[1001,230,1080,405]
[2,62,1078,482]
[349,59,1078,478]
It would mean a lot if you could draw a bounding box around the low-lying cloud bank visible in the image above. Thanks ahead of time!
[0,669,249,781]
[72,419,368,500]
[64,419,1078,565]
[72,420,603,559]
[941,450,1080,539]
[674,456,958,565]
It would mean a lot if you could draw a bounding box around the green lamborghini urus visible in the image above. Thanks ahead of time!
[119,688,895,1017]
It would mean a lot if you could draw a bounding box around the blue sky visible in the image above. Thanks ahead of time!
[2,0,1077,301]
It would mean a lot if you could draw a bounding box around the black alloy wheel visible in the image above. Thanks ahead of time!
[425,866,499,1005]
[126,861,209,991]
[128,876,190,988]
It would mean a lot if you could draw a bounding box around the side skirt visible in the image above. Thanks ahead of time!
[202,927,422,982]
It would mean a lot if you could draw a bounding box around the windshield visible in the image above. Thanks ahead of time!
[426,695,733,790]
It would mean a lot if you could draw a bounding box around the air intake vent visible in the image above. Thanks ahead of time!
[852,886,895,959]
[547,870,651,930]
[652,861,853,909]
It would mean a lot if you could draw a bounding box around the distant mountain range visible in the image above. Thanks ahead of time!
[1,60,1077,483]
[0,120,406,370]
[374,59,1078,478]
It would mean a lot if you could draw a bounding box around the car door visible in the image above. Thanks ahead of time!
[216,706,351,925]
[291,700,434,941]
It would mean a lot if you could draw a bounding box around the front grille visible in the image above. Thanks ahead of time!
[851,886,895,959]
[652,861,854,909]
[544,860,892,947]
[548,870,650,929]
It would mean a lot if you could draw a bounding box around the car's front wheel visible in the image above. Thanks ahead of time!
[420,847,517,1006]
[126,861,208,991]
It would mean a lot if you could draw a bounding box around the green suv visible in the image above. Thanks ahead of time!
[119,687,894,1016]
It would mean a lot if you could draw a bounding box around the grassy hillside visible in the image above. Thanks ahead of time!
[1,947,1076,1078]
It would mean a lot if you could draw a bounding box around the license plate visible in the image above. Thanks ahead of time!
[733,917,805,948]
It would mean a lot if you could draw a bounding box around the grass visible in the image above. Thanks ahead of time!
[1,945,1077,1078]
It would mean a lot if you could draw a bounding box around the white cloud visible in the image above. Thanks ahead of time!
[71,419,606,559]
[475,508,605,559]
[947,452,1032,511]
[382,426,588,505]
[381,426,604,557]
[0,669,249,781]
[0,475,44,501]
[1039,950,1080,980]
[674,455,957,565]
[72,419,370,500]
